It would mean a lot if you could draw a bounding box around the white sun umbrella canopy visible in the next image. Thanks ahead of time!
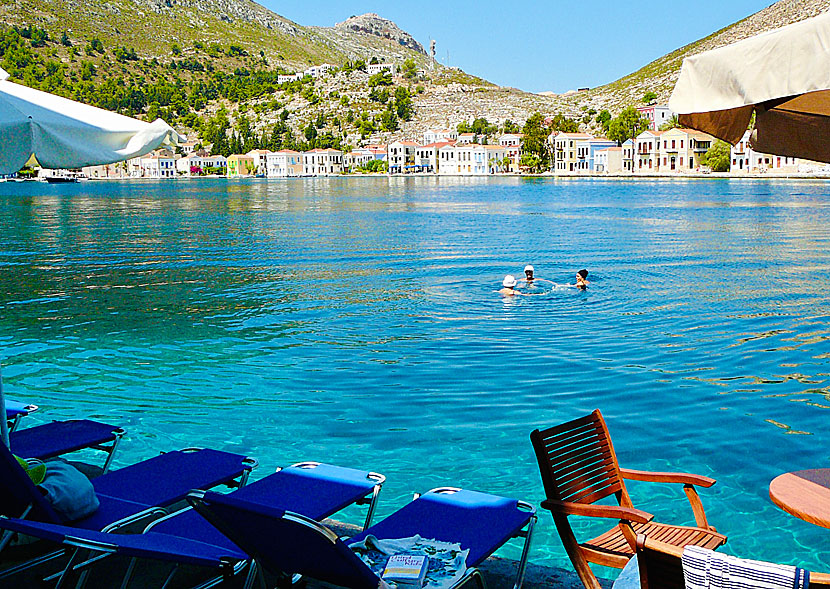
[0,67,182,175]
[0,68,181,446]
[669,12,830,163]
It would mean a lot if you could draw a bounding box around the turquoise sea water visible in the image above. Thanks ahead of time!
[1,177,829,577]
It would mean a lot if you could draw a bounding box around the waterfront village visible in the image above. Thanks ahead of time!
[77,122,825,181]
[41,62,825,181]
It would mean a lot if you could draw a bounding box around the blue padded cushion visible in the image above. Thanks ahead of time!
[231,463,376,518]
[92,449,247,507]
[347,489,532,567]
[191,491,379,589]
[149,463,378,552]
[5,400,33,418]
[0,518,248,567]
[10,420,119,460]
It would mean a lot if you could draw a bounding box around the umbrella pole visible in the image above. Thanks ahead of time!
[0,363,8,448]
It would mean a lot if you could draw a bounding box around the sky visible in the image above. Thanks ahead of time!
[268,1,775,93]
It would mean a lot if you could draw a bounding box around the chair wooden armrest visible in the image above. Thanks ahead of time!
[620,468,716,488]
[541,499,653,524]
[622,469,716,531]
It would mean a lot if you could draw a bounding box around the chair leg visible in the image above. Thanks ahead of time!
[553,516,604,589]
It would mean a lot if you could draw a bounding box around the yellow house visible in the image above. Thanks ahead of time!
[226,154,256,177]
[659,129,714,172]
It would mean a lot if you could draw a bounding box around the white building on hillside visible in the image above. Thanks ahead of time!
[637,105,676,131]
[423,129,458,145]
[367,63,396,75]
[304,64,333,78]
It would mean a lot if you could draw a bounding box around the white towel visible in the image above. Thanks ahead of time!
[682,546,809,589]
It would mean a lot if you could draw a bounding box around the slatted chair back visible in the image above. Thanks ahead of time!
[530,409,632,507]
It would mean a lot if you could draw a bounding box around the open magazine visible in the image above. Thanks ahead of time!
[350,534,469,589]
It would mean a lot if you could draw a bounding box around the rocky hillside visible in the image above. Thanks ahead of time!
[329,14,426,55]
[0,0,430,69]
[585,0,830,111]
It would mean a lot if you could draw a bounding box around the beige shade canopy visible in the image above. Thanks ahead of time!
[0,67,181,175]
[669,12,830,163]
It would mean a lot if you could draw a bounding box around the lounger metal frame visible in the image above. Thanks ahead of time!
[195,485,536,589]
[0,449,257,586]
[6,402,38,432]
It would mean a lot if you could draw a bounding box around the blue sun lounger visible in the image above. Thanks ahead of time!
[10,419,125,472]
[188,486,537,589]
[6,399,125,470]
[0,462,386,588]
[0,440,255,538]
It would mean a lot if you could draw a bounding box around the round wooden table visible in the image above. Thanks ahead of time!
[770,469,830,528]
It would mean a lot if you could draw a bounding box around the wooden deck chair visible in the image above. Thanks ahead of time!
[635,535,830,589]
[530,409,726,589]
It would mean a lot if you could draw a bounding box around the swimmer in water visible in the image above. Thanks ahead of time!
[498,275,523,296]
[520,264,555,287]
[575,269,590,289]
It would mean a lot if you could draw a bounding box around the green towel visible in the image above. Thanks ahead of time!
[14,454,46,485]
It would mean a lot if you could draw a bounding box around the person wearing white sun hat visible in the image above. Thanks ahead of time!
[498,275,523,296]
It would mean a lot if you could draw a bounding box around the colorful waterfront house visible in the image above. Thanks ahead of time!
[138,150,176,179]
[635,130,664,172]
[266,150,303,177]
[437,144,459,175]
[201,154,227,175]
[483,144,509,174]
[176,152,203,176]
[456,133,476,145]
[245,149,273,176]
[387,141,418,174]
[637,104,676,131]
[302,148,343,176]
[658,128,713,172]
[414,141,453,174]
[552,132,594,173]
[227,154,256,177]
[585,138,617,172]
[423,129,458,145]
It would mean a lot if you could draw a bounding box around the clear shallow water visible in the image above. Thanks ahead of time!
[1,177,829,577]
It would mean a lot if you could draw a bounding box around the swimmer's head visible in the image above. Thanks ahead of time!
[503,275,518,288]
[524,265,534,279]
[577,269,589,280]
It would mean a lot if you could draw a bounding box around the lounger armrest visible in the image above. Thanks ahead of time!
[620,468,716,488]
[541,499,653,524]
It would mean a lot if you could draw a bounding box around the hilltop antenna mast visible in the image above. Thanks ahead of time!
[430,40,436,70]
